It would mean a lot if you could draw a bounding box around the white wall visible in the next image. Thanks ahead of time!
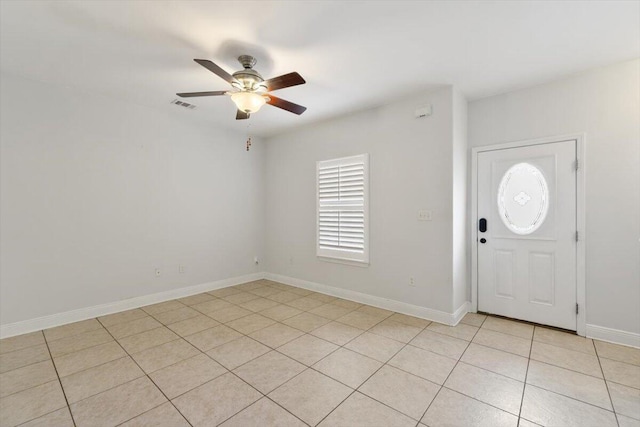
[469,59,640,335]
[4,58,636,341]
[452,88,468,312]
[0,73,265,325]
[264,87,458,314]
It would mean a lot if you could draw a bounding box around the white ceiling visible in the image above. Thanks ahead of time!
[1,1,639,137]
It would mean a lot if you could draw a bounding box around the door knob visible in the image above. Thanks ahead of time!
[480,238,487,244]
[479,218,487,233]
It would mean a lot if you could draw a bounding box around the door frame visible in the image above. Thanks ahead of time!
[471,134,586,336]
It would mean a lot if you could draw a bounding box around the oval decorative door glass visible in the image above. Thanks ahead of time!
[497,162,549,235]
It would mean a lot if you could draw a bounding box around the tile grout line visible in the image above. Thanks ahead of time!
[481,319,608,358]
[109,290,338,401]
[518,372,623,421]
[532,337,602,357]
[0,338,51,356]
[0,360,73,424]
[250,291,352,426]
[603,378,640,390]
[223,370,311,427]
[209,302,403,426]
[0,354,51,377]
[61,336,181,379]
[596,354,640,372]
[593,339,621,427]
[525,357,606,381]
[186,288,315,425]
[347,323,439,425]
[12,404,71,427]
[516,325,535,424]
[437,384,525,422]
[40,332,113,358]
[74,306,240,364]
[42,321,105,341]
[203,301,321,426]
[242,309,386,420]
[312,311,425,426]
[520,330,626,419]
[403,352,535,423]
[42,331,78,427]
[470,339,530,358]
[47,332,210,404]
[0,345,128,401]
[441,323,620,422]
[112,402,182,427]
[521,383,622,419]
[184,291,359,343]
[415,315,487,426]
[43,333,123,362]
[148,300,314,425]
[263,395,314,427]
[415,330,528,364]
[474,319,618,380]
[120,283,346,426]
[96,317,195,427]
[94,294,269,365]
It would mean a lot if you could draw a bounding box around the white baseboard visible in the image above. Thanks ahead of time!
[0,272,266,339]
[452,301,471,326]
[11,270,636,349]
[586,324,640,349]
[265,273,465,326]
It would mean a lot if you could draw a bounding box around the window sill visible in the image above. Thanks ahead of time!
[317,256,370,268]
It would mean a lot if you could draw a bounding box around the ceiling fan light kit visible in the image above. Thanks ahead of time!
[231,91,267,114]
[177,55,307,120]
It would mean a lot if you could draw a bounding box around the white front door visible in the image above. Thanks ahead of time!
[477,140,577,330]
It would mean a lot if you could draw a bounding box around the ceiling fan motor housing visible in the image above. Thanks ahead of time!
[232,55,267,92]
[238,55,257,69]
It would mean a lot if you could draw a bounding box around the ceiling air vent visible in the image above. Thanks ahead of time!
[170,99,197,109]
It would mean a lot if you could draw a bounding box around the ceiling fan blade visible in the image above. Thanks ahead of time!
[264,72,306,92]
[236,110,250,120]
[176,91,227,98]
[194,59,236,84]
[266,95,307,115]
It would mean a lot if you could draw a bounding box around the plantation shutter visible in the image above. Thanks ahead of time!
[317,154,369,263]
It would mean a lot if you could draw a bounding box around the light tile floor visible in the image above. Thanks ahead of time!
[1,280,639,426]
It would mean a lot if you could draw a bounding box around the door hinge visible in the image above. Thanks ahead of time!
[575,231,579,242]
[576,303,579,315]
[575,159,579,171]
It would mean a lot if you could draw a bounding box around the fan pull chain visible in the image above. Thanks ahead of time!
[246,123,252,151]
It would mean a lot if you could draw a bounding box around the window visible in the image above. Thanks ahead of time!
[317,154,369,264]
[497,162,549,235]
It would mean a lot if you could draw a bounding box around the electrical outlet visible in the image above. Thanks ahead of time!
[409,277,415,287]
[179,265,186,274]
[155,268,161,277]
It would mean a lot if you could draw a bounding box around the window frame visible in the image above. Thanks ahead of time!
[316,153,370,265]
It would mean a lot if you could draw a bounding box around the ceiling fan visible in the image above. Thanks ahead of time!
[177,55,307,120]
